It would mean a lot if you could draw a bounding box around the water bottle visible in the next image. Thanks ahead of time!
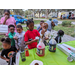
[25,45,29,57]
[20,47,26,62]
[49,37,56,52]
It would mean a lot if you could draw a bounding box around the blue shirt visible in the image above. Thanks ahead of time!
[37,25,42,32]
[45,20,52,31]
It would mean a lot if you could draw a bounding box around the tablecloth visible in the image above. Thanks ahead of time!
[19,41,75,65]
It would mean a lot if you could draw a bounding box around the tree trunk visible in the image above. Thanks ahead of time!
[39,12,40,18]
[45,9,48,18]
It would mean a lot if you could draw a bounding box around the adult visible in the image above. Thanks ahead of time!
[0,9,16,36]
[45,19,58,31]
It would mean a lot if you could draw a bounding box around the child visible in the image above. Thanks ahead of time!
[0,38,17,65]
[55,30,64,43]
[37,20,44,32]
[13,25,25,51]
[8,25,16,46]
[24,19,40,49]
[40,23,51,46]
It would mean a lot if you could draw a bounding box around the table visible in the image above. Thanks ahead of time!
[19,41,75,65]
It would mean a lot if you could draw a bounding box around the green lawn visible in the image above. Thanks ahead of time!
[54,24,75,37]
[21,20,46,25]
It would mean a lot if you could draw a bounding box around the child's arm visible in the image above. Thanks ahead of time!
[1,56,9,62]
[38,26,42,32]
[25,39,38,45]
[8,34,13,39]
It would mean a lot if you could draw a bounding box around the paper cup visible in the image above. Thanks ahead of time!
[35,37,39,40]
[67,57,73,62]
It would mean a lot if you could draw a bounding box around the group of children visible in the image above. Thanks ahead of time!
[0,19,64,65]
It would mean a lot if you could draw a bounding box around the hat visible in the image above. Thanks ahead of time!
[52,19,58,26]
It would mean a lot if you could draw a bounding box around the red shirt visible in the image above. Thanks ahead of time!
[24,29,40,49]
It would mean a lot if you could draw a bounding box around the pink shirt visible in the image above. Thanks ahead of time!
[0,17,16,26]
[0,17,16,35]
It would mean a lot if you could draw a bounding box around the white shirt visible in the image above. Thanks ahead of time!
[15,31,25,50]
[39,30,51,43]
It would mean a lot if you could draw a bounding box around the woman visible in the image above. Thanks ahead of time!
[0,9,16,36]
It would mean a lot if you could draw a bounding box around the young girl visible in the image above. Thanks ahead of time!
[24,19,40,49]
[0,38,17,65]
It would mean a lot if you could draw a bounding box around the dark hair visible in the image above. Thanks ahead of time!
[26,19,34,26]
[4,9,10,14]
[8,25,15,28]
[40,20,44,23]
[58,30,64,36]
[26,19,34,30]
[16,25,23,29]
[1,38,11,44]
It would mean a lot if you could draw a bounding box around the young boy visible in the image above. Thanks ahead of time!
[8,25,16,46]
[37,20,44,32]
[55,30,64,43]
[40,23,51,46]
[13,25,25,51]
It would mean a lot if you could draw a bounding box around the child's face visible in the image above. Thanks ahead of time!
[2,43,11,50]
[9,27,15,33]
[40,22,43,26]
[52,21,55,27]
[42,24,48,31]
[28,23,34,31]
[17,28,23,33]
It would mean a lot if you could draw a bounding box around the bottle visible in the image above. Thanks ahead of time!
[25,45,29,57]
[49,34,56,52]
[36,38,45,56]
[20,47,26,62]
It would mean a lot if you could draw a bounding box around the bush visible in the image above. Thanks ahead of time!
[62,21,71,27]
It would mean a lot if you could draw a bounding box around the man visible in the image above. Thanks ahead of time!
[45,19,58,31]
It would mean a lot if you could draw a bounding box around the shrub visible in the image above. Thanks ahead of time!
[62,21,71,27]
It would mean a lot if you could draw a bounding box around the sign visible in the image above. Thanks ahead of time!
[0,25,8,33]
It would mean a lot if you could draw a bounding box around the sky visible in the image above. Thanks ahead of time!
[23,9,28,11]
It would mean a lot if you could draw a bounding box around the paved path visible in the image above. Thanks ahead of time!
[0,24,75,65]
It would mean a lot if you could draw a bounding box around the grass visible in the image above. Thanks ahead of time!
[54,24,75,37]
[21,20,46,25]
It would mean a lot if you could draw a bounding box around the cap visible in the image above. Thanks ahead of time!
[52,19,58,26]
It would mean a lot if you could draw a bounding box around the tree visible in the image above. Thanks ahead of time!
[13,9,24,15]
[0,9,4,15]
[24,10,32,16]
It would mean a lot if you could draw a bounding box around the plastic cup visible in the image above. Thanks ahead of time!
[67,57,73,62]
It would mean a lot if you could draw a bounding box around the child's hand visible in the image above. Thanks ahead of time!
[6,59,10,62]
[41,28,46,34]
[13,37,18,40]
[33,39,38,42]
[45,37,49,40]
